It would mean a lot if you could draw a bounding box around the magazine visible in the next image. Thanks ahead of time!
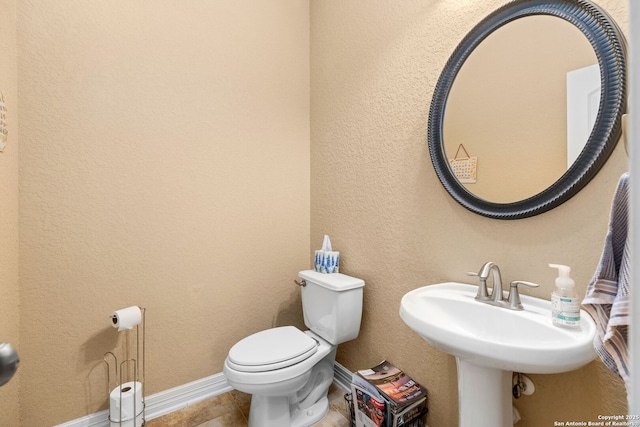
[357,360,427,412]
[351,383,387,427]
[391,396,427,427]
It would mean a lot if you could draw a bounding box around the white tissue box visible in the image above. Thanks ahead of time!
[314,250,339,274]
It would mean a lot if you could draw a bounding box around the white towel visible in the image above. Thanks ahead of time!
[582,172,630,390]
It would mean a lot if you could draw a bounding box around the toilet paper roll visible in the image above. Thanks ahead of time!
[110,306,142,331]
[110,416,143,427]
[110,381,143,422]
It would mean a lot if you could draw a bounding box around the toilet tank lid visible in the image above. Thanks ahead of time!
[298,270,365,291]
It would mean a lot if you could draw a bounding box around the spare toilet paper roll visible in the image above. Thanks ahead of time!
[110,381,144,422]
[110,306,142,331]
[110,415,143,427]
[110,416,143,427]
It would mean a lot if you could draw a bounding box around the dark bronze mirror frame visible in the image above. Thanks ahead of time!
[428,0,627,219]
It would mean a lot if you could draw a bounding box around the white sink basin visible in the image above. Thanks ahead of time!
[399,282,596,373]
[400,282,597,427]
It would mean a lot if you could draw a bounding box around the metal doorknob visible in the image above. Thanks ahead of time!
[0,343,19,387]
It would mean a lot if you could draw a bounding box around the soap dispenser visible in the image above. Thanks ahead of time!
[549,264,580,328]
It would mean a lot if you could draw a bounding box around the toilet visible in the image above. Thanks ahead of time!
[223,270,364,427]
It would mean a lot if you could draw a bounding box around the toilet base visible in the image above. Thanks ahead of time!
[248,394,289,427]
[245,348,336,427]
[291,395,329,427]
[225,333,337,427]
[248,394,329,427]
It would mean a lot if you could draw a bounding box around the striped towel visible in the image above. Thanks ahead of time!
[582,172,630,390]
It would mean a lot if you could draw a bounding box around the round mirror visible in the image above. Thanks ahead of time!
[428,0,626,219]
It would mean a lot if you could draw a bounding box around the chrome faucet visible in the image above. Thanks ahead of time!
[466,261,503,302]
[466,262,539,310]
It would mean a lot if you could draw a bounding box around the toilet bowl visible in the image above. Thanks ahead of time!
[223,271,364,427]
[223,328,336,427]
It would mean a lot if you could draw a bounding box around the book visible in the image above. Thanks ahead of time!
[357,360,427,412]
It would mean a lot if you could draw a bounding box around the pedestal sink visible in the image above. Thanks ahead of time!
[399,282,596,427]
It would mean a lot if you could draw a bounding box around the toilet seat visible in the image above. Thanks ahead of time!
[227,326,318,373]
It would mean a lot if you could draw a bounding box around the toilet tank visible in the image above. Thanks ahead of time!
[298,270,364,345]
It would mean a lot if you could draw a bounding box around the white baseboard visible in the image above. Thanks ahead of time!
[55,363,353,427]
[332,361,352,392]
[54,373,233,427]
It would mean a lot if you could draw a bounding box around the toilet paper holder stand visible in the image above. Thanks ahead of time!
[103,306,146,426]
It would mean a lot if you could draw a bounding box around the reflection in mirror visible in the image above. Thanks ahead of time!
[444,16,598,203]
[428,0,626,219]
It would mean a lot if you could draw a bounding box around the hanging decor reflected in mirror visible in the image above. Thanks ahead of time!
[428,0,626,219]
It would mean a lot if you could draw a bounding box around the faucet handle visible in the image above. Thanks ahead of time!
[465,271,491,301]
[508,280,540,310]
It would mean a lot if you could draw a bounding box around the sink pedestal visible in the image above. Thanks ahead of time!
[456,358,512,427]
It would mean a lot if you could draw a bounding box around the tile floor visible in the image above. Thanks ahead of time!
[146,382,351,427]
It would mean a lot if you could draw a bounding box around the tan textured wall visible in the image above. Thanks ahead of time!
[0,0,20,424]
[311,1,628,426]
[17,1,309,425]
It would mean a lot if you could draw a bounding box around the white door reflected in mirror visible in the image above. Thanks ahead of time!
[567,63,601,168]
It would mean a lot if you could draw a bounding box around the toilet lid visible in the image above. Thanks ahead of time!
[228,326,318,372]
